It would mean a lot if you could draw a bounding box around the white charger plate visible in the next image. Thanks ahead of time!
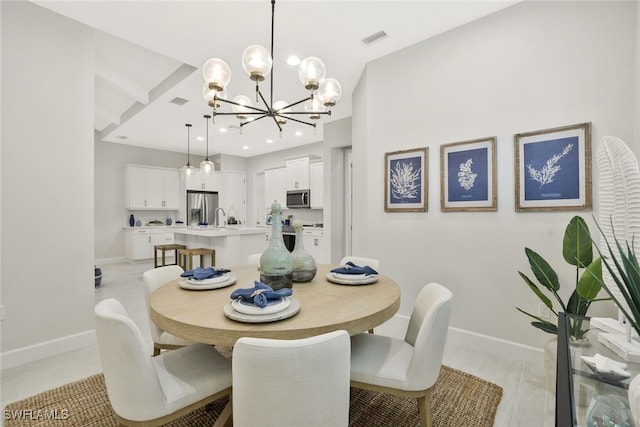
[179,276,236,291]
[326,272,378,285]
[185,274,230,285]
[224,298,300,323]
[232,296,291,315]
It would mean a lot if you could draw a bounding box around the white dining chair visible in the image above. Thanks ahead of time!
[339,256,380,271]
[247,253,262,267]
[232,330,351,427]
[94,298,232,426]
[350,282,453,427]
[142,265,194,356]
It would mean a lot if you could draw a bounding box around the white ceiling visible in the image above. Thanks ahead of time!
[33,0,518,158]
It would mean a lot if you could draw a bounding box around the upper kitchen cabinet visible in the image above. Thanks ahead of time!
[186,168,223,192]
[264,167,286,209]
[285,157,310,190]
[309,162,324,209]
[124,165,179,210]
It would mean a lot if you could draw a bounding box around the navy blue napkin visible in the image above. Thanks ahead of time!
[181,267,230,280]
[230,281,292,308]
[331,261,378,276]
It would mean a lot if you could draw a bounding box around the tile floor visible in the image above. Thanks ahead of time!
[0,261,554,426]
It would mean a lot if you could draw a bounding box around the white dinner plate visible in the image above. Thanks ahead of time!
[179,275,236,291]
[185,274,230,285]
[326,272,378,285]
[224,298,301,323]
[332,272,369,281]
[232,297,291,315]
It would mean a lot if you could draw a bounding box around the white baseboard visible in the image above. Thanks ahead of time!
[377,314,544,371]
[1,329,97,370]
[95,257,126,265]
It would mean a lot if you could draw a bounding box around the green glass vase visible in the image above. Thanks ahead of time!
[260,201,293,290]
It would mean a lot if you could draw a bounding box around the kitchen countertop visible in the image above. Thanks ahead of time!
[172,226,268,237]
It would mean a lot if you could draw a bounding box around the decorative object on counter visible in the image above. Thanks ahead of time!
[183,123,194,176]
[516,215,604,339]
[291,220,316,282]
[200,114,215,174]
[166,218,172,226]
[227,205,238,229]
[94,265,102,288]
[175,220,184,225]
[201,0,342,138]
[129,214,135,227]
[260,201,293,290]
[147,220,165,226]
[135,220,142,227]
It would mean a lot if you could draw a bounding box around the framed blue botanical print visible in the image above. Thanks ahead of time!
[515,122,591,211]
[440,137,497,212]
[384,147,428,212]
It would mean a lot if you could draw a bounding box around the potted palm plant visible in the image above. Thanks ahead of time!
[517,215,605,340]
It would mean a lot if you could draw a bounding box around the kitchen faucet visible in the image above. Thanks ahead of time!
[214,207,226,228]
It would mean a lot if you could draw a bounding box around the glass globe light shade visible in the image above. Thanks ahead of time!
[202,58,231,92]
[200,159,215,175]
[298,57,326,90]
[318,78,342,107]
[185,164,194,176]
[231,95,252,119]
[273,100,290,125]
[242,44,272,82]
[304,97,325,120]
[202,84,227,108]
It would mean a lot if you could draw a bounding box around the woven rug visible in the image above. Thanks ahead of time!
[3,364,502,427]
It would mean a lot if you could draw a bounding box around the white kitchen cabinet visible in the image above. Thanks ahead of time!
[303,229,328,264]
[285,157,310,190]
[186,169,223,192]
[264,167,286,209]
[125,165,179,210]
[309,162,323,209]
[126,228,175,261]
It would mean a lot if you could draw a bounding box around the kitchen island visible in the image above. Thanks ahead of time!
[173,226,269,268]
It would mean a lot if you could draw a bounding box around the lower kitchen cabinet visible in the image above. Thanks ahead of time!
[303,229,329,264]
[125,228,175,261]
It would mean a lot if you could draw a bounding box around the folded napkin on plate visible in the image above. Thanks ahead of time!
[331,261,378,276]
[181,267,230,280]
[230,281,292,308]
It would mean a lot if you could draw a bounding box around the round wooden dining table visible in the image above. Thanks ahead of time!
[149,264,401,347]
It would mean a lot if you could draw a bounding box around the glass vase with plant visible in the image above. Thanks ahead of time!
[517,215,605,340]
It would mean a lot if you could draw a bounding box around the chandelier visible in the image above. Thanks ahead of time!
[201,0,342,137]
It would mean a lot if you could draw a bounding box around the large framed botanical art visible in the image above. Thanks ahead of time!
[514,122,591,212]
[440,137,497,212]
[384,147,428,212]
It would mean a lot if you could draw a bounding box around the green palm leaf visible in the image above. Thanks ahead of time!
[525,248,560,292]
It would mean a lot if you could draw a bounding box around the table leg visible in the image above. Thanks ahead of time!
[162,250,166,267]
[213,400,232,427]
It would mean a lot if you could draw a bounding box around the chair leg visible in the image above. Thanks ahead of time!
[417,389,433,427]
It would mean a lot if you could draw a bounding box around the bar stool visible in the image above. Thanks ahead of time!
[178,248,216,270]
[153,244,186,268]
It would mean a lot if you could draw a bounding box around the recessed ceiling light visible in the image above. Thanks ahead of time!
[219,128,228,133]
[287,55,300,66]
[242,145,249,150]
[294,131,302,136]
[266,139,274,144]
[196,136,204,141]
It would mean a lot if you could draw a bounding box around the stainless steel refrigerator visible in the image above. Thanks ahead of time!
[186,190,218,226]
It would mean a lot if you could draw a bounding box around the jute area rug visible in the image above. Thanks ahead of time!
[4,365,502,427]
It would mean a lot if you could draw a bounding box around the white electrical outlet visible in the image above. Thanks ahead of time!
[538,302,551,319]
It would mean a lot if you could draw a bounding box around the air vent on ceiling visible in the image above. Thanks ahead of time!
[169,97,189,106]
[115,135,128,140]
[361,30,388,46]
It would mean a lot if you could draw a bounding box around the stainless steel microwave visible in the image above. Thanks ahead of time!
[286,189,311,208]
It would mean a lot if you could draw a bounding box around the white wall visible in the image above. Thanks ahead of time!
[1,2,95,365]
[352,0,636,351]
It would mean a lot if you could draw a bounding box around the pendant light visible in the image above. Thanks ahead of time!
[184,123,193,176]
[200,114,215,175]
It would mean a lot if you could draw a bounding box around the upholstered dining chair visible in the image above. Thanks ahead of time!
[94,298,232,426]
[339,256,380,271]
[350,282,453,427]
[142,265,194,356]
[232,330,351,427]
